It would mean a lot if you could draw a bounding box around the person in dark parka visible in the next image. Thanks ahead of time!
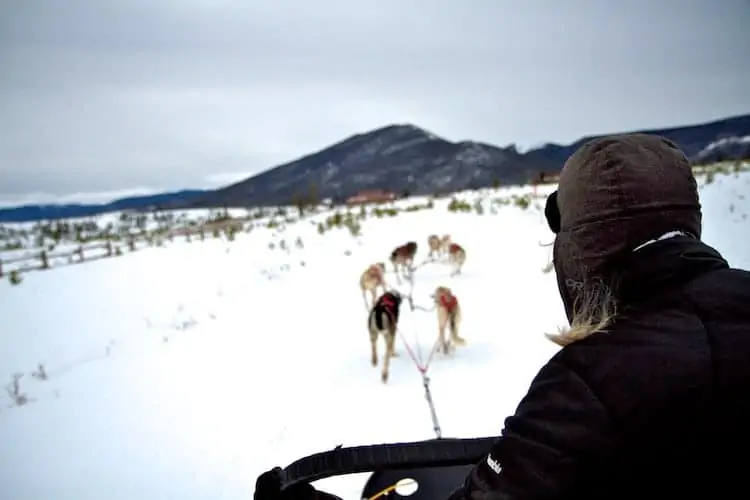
[447,133,750,499]
[255,134,750,500]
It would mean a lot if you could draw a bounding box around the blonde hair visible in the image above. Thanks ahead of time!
[539,239,555,274]
[545,279,617,347]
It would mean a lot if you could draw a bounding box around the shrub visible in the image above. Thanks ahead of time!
[8,269,22,285]
[447,197,471,213]
[513,194,531,210]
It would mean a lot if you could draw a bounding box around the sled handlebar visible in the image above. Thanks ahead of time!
[279,436,497,490]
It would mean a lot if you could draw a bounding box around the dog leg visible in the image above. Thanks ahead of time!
[382,331,396,383]
[362,288,370,311]
[402,265,412,283]
[437,309,450,355]
[450,313,466,346]
[369,326,378,367]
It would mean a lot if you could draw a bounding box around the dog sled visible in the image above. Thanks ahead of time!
[273,436,495,500]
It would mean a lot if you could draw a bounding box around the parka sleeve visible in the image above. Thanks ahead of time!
[448,359,618,500]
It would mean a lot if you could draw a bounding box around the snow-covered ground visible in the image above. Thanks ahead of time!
[1,171,749,500]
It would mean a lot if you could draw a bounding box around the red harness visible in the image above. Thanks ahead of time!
[378,295,399,327]
[448,243,461,255]
[381,295,397,310]
[439,293,458,313]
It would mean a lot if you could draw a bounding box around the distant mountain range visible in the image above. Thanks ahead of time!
[0,190,207,223]
[2,113,749,223]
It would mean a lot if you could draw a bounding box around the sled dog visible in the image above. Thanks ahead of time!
[389,241,418,283]
[439,234,452,255]
[368,290,403,383]
[427,234,442,260]
[432,286,466,354]
[447,242,466,276]
[359,262,387,310]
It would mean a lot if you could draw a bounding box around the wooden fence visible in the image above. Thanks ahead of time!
[0,219,246,278]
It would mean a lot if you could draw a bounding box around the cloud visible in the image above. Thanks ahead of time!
[0,188,164,208]
[0,172,257,207]
[1,0,749,205]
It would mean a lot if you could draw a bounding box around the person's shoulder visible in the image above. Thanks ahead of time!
[550,310,713,431]
[556,307,710,379]
[684,265,750,316]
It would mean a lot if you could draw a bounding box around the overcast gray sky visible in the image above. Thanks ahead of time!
[1,0,749,206]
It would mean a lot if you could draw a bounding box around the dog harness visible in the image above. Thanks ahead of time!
[377,293,400,329]
[380,294,397,312]
[439,293,458,313]
[448,243,461,255]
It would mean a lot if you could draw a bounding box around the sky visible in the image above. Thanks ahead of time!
[1,0,749,207]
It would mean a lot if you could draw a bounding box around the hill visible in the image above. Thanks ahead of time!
[2,113,749,222]
[187,113,750,208]
[0,190,208,223]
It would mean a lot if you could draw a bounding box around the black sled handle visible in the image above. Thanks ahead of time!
[279,436,497,490]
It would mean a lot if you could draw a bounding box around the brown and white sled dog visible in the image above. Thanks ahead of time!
[428,234,452,260]
[368,290,403,383]
[427,234,442,260]
[389,241,418,283]
[359,262,387,310]
[439,234,452,256]
[447,242,466,276]
[432,286,466,354]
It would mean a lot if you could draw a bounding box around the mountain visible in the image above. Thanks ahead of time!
[523,113,750,169]
[188,113,750,208]
[0,190,208,223]
[188,124,539,208]
[2,113,749,222]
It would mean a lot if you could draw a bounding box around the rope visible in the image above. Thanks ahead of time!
[410,258,432,273]
[366,479,418,500]
[398,329,439,374]
[411,302,435,313]
[373,252,447,438]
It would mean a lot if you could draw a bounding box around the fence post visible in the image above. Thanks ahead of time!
[0,258,3,278]
[40,250,49,269]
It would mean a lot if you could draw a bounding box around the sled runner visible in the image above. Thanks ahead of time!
[277,437,495,499]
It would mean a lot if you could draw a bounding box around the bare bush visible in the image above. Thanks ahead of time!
[31,363,48,381]
[6,373,29,406]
